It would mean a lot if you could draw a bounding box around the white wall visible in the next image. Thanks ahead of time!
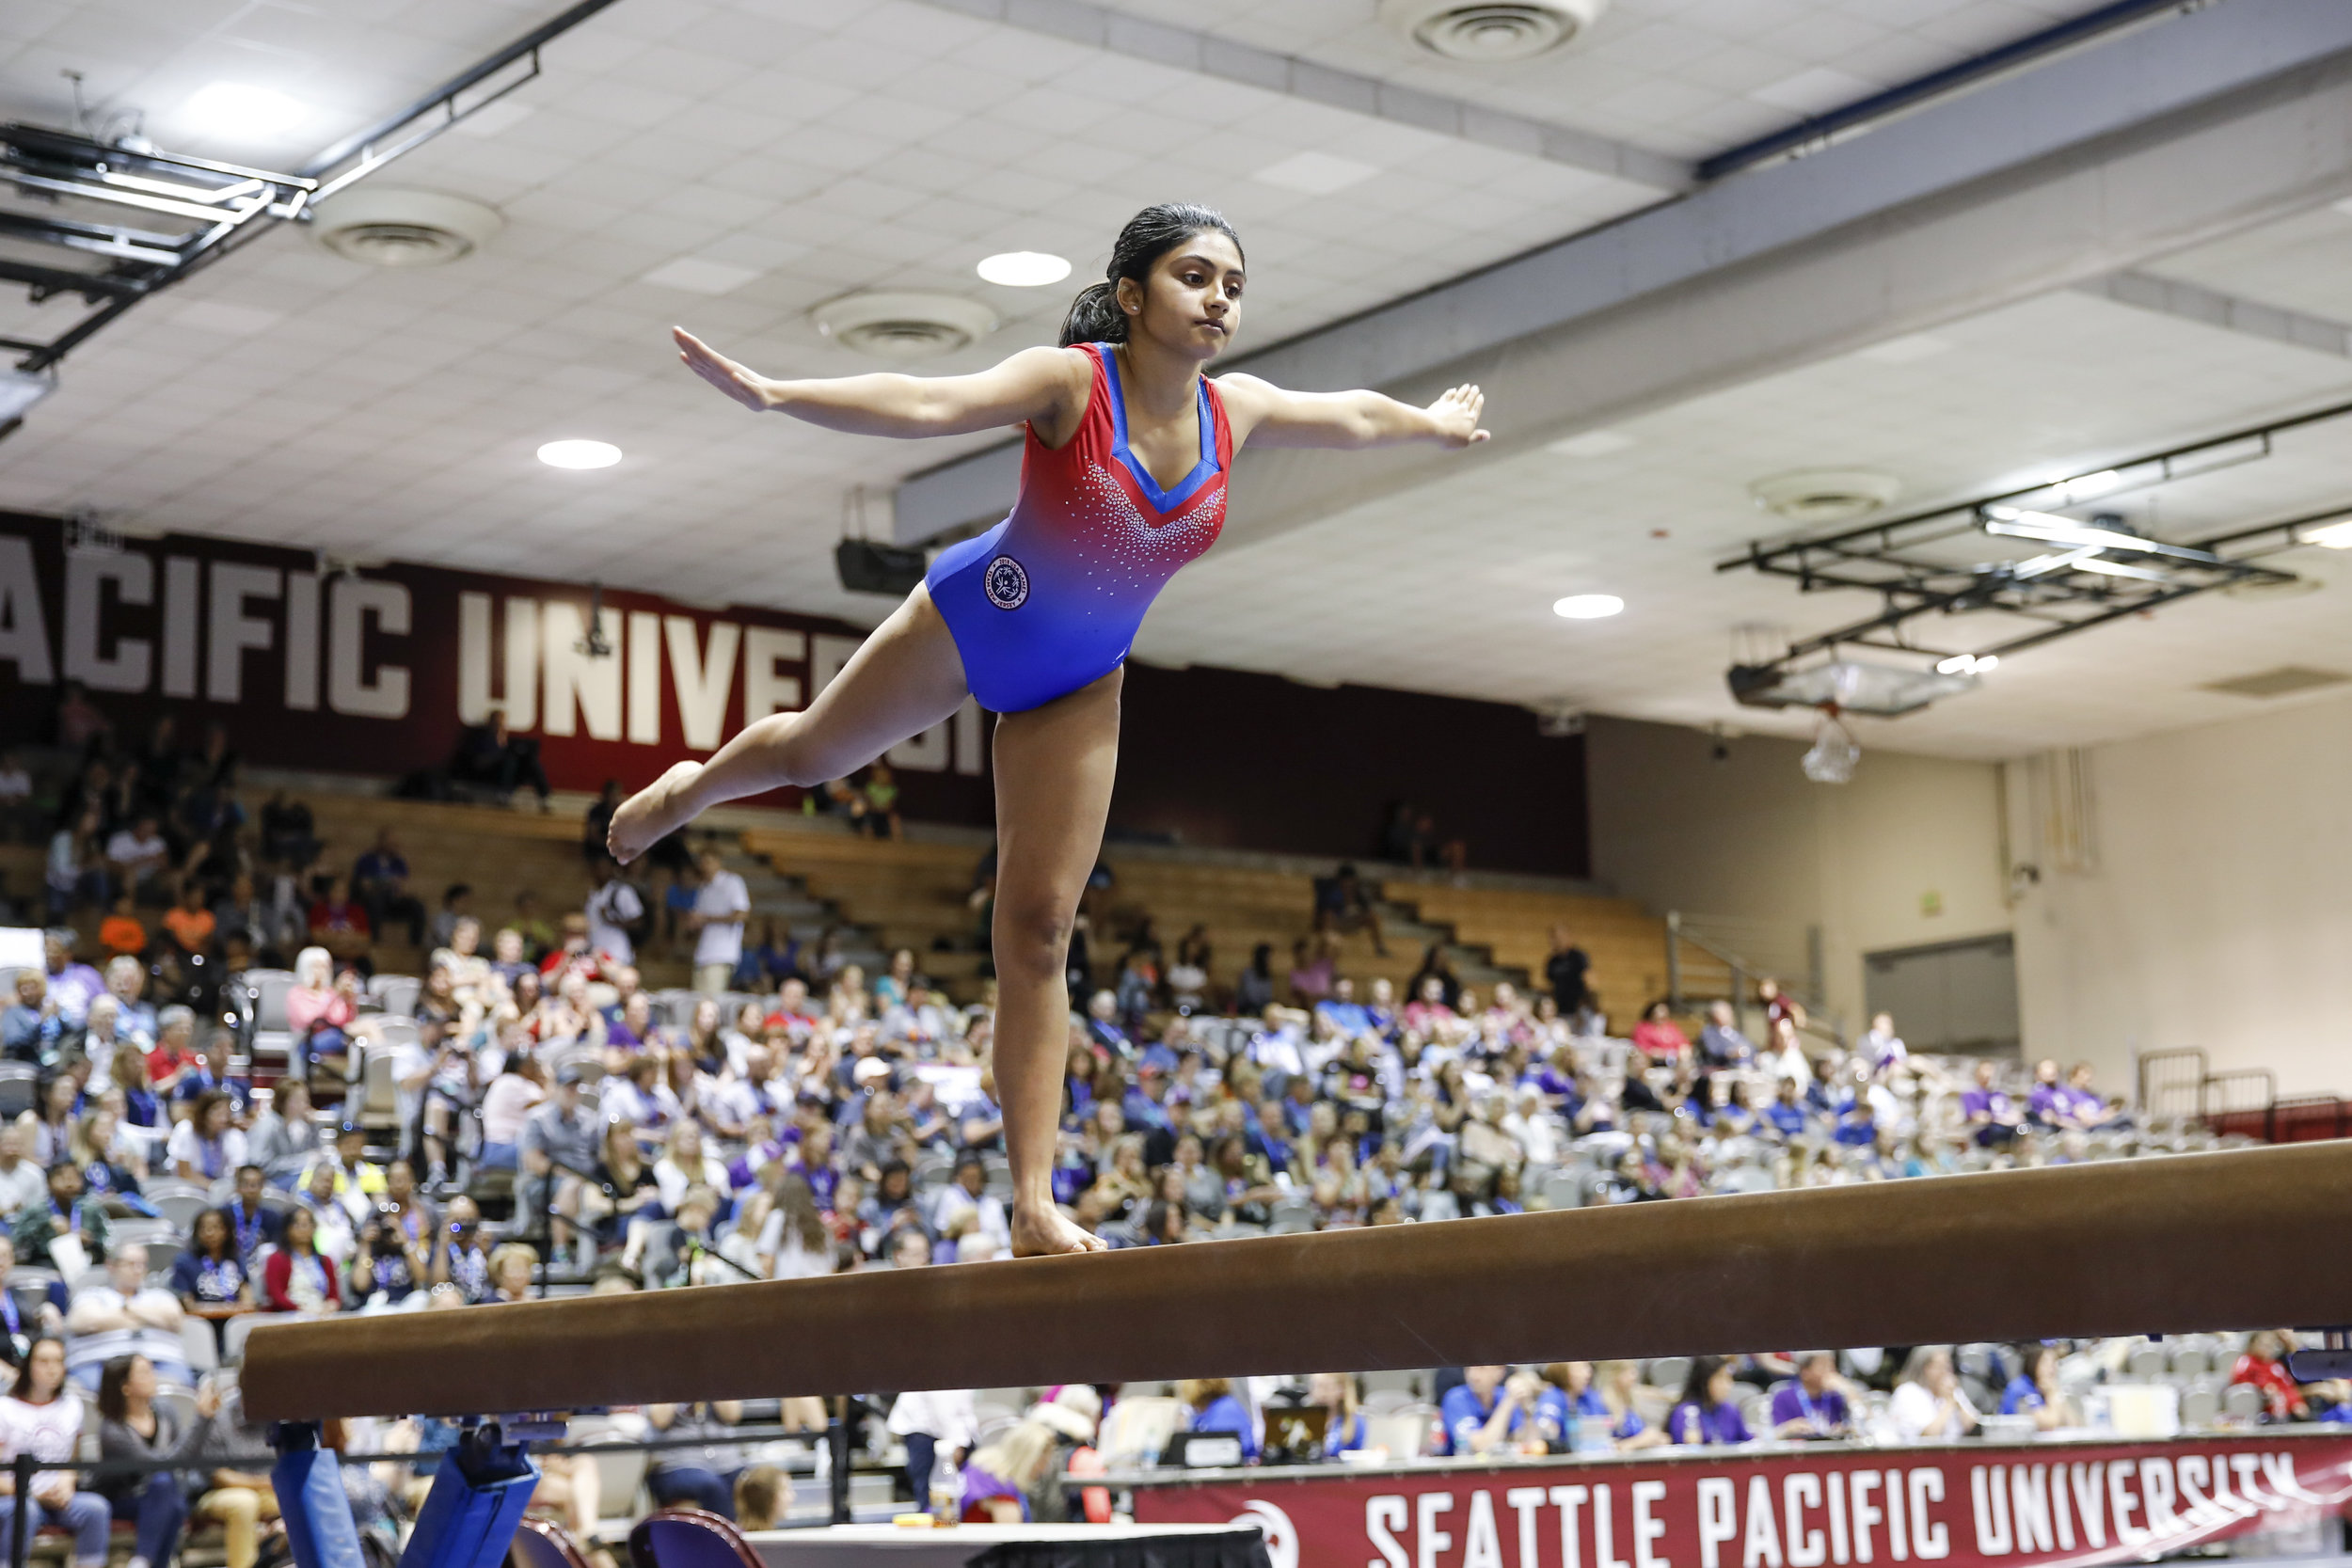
[2009,689,2352,1100]
[1585,716,2010,1034]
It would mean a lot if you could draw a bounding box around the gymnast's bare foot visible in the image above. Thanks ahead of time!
[609,761,701,864]
[1012,1202,1107,1257]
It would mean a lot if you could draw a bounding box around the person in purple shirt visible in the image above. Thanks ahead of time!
[2026,1059,2072,1126]
[40,932,104,1028]
[1767,1354,1852,1439]
[1960,1060,2026,1147]
[1667,1357,1753,1446]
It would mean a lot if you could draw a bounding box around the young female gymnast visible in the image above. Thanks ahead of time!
[608,203,1490,1257]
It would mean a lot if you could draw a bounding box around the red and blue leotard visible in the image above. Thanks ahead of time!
[926,341,1232,712]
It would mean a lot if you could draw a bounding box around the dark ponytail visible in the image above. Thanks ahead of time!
[1058,202,1244,348]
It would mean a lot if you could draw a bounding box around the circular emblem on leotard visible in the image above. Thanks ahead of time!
[982,554,1029,610]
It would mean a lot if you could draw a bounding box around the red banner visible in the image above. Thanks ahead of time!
[1131,1438,2352,1568]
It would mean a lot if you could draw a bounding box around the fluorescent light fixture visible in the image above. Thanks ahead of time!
[537,439,620,470]
[2058,468,2122,500]
[643,257,761,295]
[2303,518,2352,549]
[1252,150,1380,196]
[1936,654,1999,676]
[1552,594,1624,619]
[2012,546,2102,579]
[2071,557,2170,582]
[0,371,55,424]
[976,251,1071,287]
[184,82,307,139]
[1986,512,2153,551]
[1548,430,1634,459]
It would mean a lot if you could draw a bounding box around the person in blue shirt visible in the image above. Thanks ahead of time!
[1763,1079,1809,1139]
[2000,1343,2075,1431]
[1667,1357,1754,1446]
[1440,1365,1529,1456]
[1767,1354,1852,1439]
[1597,1360,1668,1451]
[1531,1362,1608,1451]
[1307,1374,1369,1459]
[1316,977,1374,1038]
[1179,1378,1258,1462]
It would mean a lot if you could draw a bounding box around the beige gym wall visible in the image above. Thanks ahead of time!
[1584,715,2010,1039]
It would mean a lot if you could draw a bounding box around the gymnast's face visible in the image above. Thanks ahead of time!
[1119,230,1246,363]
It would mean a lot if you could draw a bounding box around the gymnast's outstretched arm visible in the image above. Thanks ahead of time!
[1215,372,1490,451]
[673,327,1089,439]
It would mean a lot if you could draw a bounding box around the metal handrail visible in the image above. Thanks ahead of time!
[1664,912,1845,1049]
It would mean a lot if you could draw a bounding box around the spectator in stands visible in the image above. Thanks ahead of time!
[644,1401,748,1516]
[1667,1356,1752,1446]
[1312,865,1387,956]
[688,847,750,997]
[1768,1353,1851,1438]
[960,1420,1057,1523]
[0,1127,45,1219]
[104,815,171,904]
[585,858,645,968]
[45,808,106,921]
[1961,1060,2025,1147]
[145,1005,198,1097]
[306,875,373,970]
[1696,1001,1754,1071]
[40,931,105,1028]
[448,708,551,810]
[889,1383,976,1516]
[519,1064,599,1267]
[189,1382,281,1568]
[1860,1011,1906,1073]
[257,1205,337,1313]
[2000,1343,2077,1430]
[66,1244,182,1339]
[173,1209,253,1354]
[160,879,218,961]
[246,1079,320,1184]
[351,830,426,947]
[1543,927,1590,1018]
[1233,943,1276,1015]
[1439,1365,1526,1456]
[0,1337,112,1568]
[1889,1347,1979,1439]
[167,1091,246,1185]
[14,1162,103,1271]
[1590,1361,1663,1450]
[286,947,359,1085]
[2232,1331,2312,1421]
[99,892,147,960]
[0,1236,64,1338]
[96,1352,209,1568]
[1629,1001,1689,1068]
[3,972,60,1067]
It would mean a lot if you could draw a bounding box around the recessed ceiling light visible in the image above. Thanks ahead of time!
[976,251,1072,287]
[183,82,306,140]
[1549,429,1633,459]
[1253,151,1380,196]
[1553,594,1624,619]
[2305,518,2352,548]
[538,439,621,470]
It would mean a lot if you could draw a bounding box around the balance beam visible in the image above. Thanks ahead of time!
[241,1140,2352,1420]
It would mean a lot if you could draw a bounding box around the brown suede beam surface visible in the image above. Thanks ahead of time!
[241,1140,2352,1419]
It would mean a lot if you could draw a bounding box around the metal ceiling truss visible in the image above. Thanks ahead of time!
[1717,395,2352,711]
[0,0,622,383]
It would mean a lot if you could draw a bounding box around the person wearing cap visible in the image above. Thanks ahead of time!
[517,1064,599,1266]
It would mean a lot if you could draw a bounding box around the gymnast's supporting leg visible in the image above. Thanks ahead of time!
[607,586,968,863]
[992,666,1123,1257]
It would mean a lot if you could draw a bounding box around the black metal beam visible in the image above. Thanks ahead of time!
[1698,0,2205,182]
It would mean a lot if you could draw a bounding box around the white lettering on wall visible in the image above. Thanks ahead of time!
[1463,1492,1503,1568]
[667,616,740,752]
[1417,1494,1454,1568]
[542,600,622,740]
[1504,1489,1547,1568]
[0,537,54,684]
[285,571,320,710]
[1367,1497,1409,1568]
[1698,1479,1737,1568]
[1908,1469,1947,1560]
[1550,1485,1588,1568]
[1631,1481,1670,1568]
[1745,1476,1784,1568]
[743,626,805,721]
[628,612,662,745]
[206,563,280,703]
[162,555,199,698]
[63,551,151,692]
[327,577,411,719]
[1786,1475,1825,1568]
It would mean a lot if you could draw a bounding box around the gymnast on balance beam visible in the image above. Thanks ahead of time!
[607,202,1491,1258]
